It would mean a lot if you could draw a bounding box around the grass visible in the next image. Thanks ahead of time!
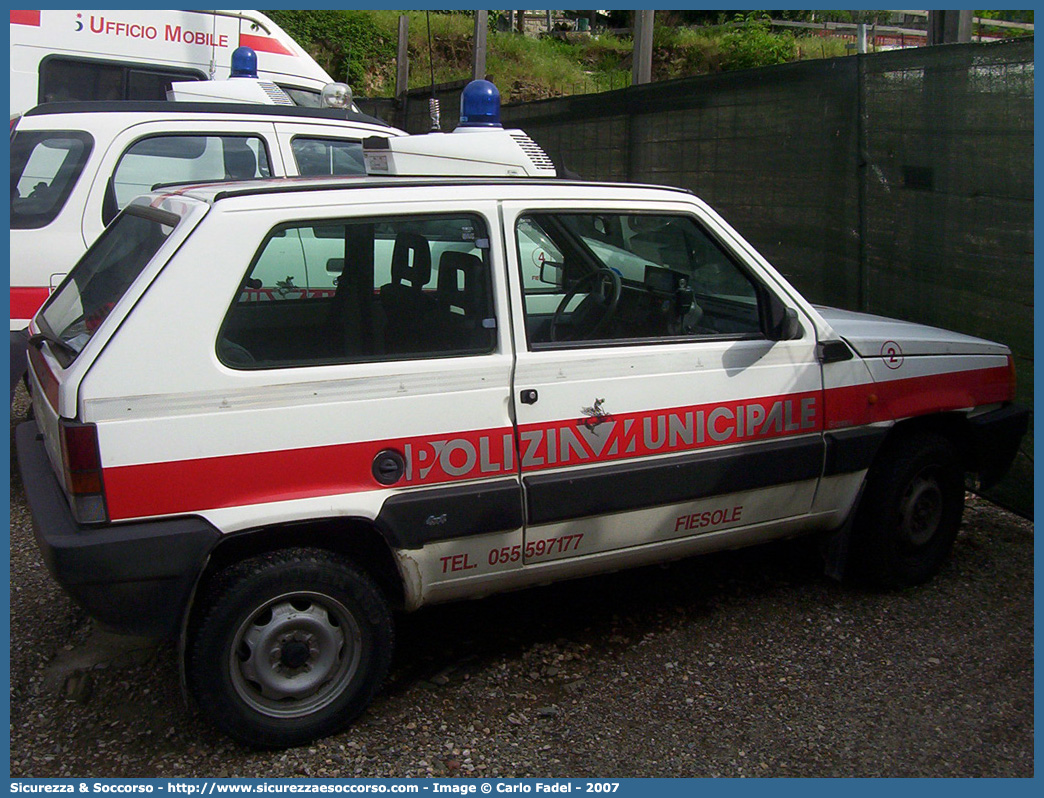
[268,10,873,103]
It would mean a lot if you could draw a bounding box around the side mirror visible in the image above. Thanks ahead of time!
[765,293,802,341]
[539,260,565,288]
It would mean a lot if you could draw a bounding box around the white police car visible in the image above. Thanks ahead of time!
[9,54,403,398]
[15,81,1028,748]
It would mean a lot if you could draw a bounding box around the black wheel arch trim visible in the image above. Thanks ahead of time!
[823,426,890,477]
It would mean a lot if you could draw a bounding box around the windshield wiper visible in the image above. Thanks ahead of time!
[28,332,81,360]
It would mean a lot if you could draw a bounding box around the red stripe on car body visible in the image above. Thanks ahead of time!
[824,365,1011,429]
[100,366,1012,522]
[10,286,51,320]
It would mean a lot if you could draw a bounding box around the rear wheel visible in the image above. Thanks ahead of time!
[187,549,393,748]
[851,432,965,587]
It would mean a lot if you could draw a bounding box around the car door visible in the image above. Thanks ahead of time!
[201,198,524,598]
[502,197,826,565]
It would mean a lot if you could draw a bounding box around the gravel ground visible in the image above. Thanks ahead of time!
[9,387,1034,778]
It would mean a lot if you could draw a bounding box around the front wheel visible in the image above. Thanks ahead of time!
[851,432,965,588]
[186,549,393,748]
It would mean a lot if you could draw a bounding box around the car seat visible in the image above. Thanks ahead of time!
[379,232,437,353]
[435,250,491,351]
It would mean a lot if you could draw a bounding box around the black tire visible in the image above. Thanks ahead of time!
[186,548,393,748]
[851,432,965,588]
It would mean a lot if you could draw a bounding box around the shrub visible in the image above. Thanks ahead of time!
[264,9,395,93]
[717,12,797,71]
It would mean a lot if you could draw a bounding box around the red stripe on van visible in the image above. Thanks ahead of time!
[10,286,51,320]
[239,33,294,56]
[10,10,41,26]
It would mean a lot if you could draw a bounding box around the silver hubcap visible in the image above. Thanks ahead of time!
[230,592,361,718]
[899,472,944,547]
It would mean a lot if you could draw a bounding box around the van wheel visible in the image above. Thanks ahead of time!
[852,432,965,588]
[187,549,393,748]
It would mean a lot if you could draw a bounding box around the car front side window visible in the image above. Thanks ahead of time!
[516,211,763,347]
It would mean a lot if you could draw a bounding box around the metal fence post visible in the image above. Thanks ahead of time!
[856,54,869,312]
[396,15,410,131]
[472,10,487,80]
[632,10,654,85]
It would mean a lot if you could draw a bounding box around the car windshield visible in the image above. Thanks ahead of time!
[38,206,176,365]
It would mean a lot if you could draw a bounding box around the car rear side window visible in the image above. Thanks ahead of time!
[38,206,177,365]
[291,137,366,176]
[109,135,271,218]
[218,214,495,368]
[10,130,93,229]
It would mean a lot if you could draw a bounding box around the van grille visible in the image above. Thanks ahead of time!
[509,132,557,174]
[259,82,295,106]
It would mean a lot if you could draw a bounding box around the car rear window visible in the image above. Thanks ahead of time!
[38,206,177,365]
[10,130,93,229]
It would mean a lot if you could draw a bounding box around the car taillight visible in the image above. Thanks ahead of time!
[59,419,108,524]
[10,114,20,136]
[1007,355,1017,402]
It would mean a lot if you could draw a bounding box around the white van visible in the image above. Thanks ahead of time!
[10,9,335,115]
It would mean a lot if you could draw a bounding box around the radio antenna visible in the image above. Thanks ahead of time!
[208,12,217,79]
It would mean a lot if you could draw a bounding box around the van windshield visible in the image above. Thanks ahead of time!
[38,206,177,365]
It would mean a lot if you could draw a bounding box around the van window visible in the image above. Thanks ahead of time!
[39,57,204,103]
[10,130,93,229]
[110,135,271,212]
[291,137,365,176]
[38,206,177,364]
[280,87,323,108]
[219,215,495,368]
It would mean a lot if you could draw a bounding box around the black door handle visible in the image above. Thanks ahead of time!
[520,389,538,405]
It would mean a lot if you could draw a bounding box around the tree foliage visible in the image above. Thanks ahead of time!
[263,9,395,91]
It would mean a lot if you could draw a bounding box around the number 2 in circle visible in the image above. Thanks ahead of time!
[881,340,904,369]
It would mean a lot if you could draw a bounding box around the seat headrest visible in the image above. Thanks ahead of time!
[437,250,485,313]
[391,232,431,287]
[223,140,257,180]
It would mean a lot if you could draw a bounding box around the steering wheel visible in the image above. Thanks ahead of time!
[550,268,622,342]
